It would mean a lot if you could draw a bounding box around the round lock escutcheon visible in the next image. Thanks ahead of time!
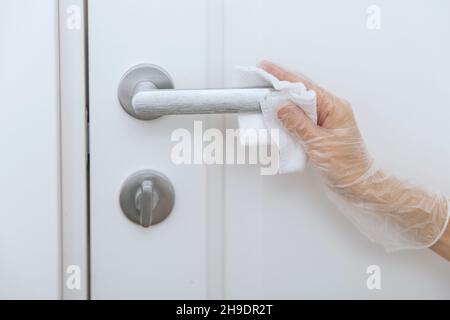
[119,170,175,227]
[118,63,174,120]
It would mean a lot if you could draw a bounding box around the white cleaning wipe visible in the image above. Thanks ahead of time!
[233,66,317,174]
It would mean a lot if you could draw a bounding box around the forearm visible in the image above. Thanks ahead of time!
[431,223,450,260]
[332,168,450,258]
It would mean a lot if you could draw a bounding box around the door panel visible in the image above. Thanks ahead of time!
[89,0,450,299]
[89,0,209,299]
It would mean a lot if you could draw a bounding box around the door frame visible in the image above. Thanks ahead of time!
[58,0,89,300]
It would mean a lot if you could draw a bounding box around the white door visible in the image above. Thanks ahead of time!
[89,0,450,299]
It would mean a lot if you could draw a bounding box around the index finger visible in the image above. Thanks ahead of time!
[259,60,324,94]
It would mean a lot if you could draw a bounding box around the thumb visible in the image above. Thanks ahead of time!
[277,103,322,141]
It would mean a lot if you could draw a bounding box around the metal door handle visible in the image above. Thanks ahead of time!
[118,64,273,120]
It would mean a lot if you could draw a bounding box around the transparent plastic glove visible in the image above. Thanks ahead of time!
[261,61,449,252]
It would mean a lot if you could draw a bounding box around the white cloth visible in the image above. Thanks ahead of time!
[233,66,317,174]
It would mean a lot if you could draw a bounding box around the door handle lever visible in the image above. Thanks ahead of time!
[118,63,273,120]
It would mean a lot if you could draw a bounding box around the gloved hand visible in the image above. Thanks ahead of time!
[261,61,449,253]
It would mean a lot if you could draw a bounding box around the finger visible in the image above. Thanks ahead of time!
[259,60,301,82]
[261,60,343,123]
[277,103,322,141]
[260,60,322,94]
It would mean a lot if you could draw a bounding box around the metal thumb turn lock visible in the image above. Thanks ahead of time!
[120,170,175,227]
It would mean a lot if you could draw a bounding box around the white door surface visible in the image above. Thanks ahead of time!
[89,0,450,299]
[0,0,60,299]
